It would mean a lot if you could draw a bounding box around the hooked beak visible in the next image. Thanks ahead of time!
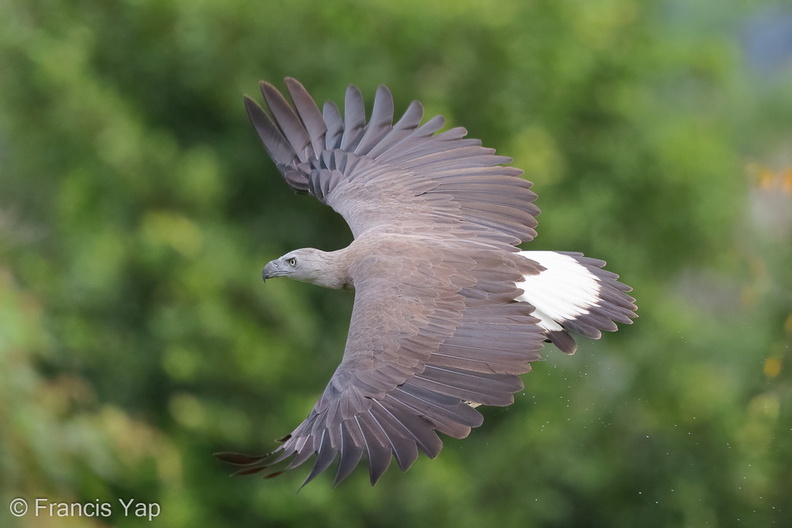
[262,260,279,282]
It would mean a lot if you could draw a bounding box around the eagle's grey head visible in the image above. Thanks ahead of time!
[262,248,349,289]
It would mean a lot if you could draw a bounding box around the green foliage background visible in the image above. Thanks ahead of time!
[2,0,791,526]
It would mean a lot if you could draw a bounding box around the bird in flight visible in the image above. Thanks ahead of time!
[215,78,637,486]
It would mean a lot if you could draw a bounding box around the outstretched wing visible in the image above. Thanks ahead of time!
[218,239,547,486]
[244,78,540,246]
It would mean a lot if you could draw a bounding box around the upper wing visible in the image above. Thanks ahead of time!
[244,78,540,246]
[217,239,546,486]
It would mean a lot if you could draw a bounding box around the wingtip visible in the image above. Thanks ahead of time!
[213,451,267,465]
[284,76,305,91]
[243,94,264,116]
[346,82,363,95]
[375,84,393,100]
[259,81,285,104]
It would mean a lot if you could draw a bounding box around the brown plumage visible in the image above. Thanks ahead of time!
[215,78,637,486]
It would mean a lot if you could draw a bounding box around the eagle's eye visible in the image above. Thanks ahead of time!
[286,257,297,267]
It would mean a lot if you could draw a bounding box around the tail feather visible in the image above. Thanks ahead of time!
[516,251,637,354]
